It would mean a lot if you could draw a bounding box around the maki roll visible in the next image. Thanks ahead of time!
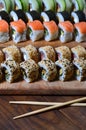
[26,10,42,22]
[43,21,58,41]
[15,0,22,10]
[10,19,27,43]
[0,50,4,63]
[27,20,44,41]
[3,45,22,63]
[74,22,86,42]
[56,11,72,23]
[55,46,71,61]
[15,0,28,11]
[41,10,58,24]
[38,59,57,81]
[20,59,39,82]
[73,58,86,81]
[58,21,74,43]
[0,10,11,24]
[42,0,56,12]
[71,11,86,23]
[21,45,39,63]
[39,46,56,62]
[72,0,84,11]
[1,60,21,83]
[0,20,9,43]
[10,9,28,23]
[55,59,74,81]
[71,45,86,60]
[29,0,42,12]
[0,0,11,13]
[64,0,73,13]
[55,0,66,12]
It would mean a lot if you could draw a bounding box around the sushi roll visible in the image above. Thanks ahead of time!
[2,45,22,63]
[72,0,84,11]
[29,0,42,12]
[39,46,56,62]
[1,60,21,83]
[0,20,9,43]
[71,11,86,23]
[71,45,86,60]
[56,11,72,23]
[55,59,74,81]
[20,59,39,82]
[0,10,11,24]
[38,59,57,81]
[26,10,42,22]
[58,21,74,43]
[41,10,58,24]
[73,58,86,81]
[55,0,66,12]
[42,0,56,12]
[15,0,28,11]
[15,0,22,10]
[74,22,86,42]
[10,9,28,23]
[64,0,73,13]
[43,21,58,41]
[0,50,4,63]
[0,0,11,13]
[28,0,41,12]
[21,45,39,63]
[55,46,71,61]
[27,20,44,41]
[10,19,27,43]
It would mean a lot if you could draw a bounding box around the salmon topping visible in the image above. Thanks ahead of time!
[44,20,58,34]
[10,19,26,33]
[59,21,74,32]
[0,20,9,32]
[74,22,86,34]
[27,20,44,30]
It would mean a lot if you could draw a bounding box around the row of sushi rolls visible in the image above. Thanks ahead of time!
[0,0,86,83]
[0,44,86,83]
[0,0,86,43]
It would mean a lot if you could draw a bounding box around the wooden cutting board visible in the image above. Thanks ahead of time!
[0,40,86,95]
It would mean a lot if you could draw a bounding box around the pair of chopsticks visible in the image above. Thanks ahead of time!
[9,97,86,120]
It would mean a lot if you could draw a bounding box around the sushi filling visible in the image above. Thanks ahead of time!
[5,69,10,80]
[41,69,46,78]
[21,68,27,79]
[44,28,49,36]
[59,28,64,37]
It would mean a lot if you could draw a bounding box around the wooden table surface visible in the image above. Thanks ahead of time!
[0,95,86,130]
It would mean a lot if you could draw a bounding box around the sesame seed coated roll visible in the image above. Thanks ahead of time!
[1,60,21,83]
[3,45,22,63]
[20,59,39,82]
[38,59,57,81]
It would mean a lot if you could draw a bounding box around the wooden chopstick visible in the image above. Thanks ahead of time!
[9,101,86,106]
[13,97,86,120]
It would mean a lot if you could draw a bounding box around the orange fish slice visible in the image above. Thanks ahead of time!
[59,21,74,32]
[74,22,86,34]
[10,19,26,33]
[27,20,44,30]
[44,20,58,34]
[0,20,9,32]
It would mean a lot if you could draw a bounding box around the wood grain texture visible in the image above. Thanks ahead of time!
[0,95,86,130]
[0,40,86,95]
